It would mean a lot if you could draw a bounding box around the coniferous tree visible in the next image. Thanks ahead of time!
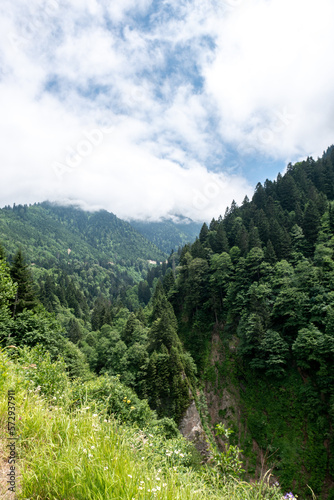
[67,318,82,343]
[303,200,320,255]
[199,222,209,244]
[215,224,229,253]
[162,268,175,296]
[0,243,6,261]
[10,249,37,316]
[122,313,137,345]
[138,280,151,305]
[264,240,277,264]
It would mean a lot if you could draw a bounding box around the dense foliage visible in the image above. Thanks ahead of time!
[1,345,288,499]
[2,146,334,497]
[162,146,334,498]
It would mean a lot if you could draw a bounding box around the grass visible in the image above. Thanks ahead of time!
[0,346,291,499]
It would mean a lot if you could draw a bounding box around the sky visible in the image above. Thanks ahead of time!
[1,0,334,222]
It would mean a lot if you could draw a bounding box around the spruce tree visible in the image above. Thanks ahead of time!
[303,200,320,255]
[199,222,209,244]
[10,249,37,316]
[264,240,277,264]
[0,242,6,261]
[68,318,82,343]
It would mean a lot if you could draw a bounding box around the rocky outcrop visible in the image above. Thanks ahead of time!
[178,400,211,460]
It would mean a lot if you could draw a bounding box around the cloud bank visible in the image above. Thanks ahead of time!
[0,0,333,221]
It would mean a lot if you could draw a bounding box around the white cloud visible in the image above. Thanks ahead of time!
[1,0,334,222]
[202,0,334,159]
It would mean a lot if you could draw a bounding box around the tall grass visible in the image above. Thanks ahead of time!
[0,346,289,499]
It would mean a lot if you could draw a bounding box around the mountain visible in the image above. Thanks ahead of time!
[129,216,203,254]
[0,202,167,311]
[2,148,334,498]
[0,202,166,267]
[165,146,334,498]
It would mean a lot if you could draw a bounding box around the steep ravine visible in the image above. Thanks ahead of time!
[198,326,334,499]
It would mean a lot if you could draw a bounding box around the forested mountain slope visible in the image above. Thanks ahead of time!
[0,202,167,309]
[130,216,203,254]
[0,202,166,267]
[2,148,334,498]
[160,146,334,499]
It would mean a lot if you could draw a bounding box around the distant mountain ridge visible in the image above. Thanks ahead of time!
[0,202,166,267]
[129,216,203,254]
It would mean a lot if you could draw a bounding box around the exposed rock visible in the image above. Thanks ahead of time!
[178,400,211,460]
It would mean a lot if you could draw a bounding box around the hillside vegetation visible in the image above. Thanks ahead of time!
[2,147,334,497]
[1,345,287,499]
[130,217,202,254]
[164,146,334,498]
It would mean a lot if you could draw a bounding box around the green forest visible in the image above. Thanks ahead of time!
[2,147,334,498]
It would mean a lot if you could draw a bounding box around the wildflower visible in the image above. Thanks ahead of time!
[130,406,135,409]
[163,483,167,487]
[53,397,57,400]
[104,419,108,423]
[284,494,297,499]
[141,457,145,460]
[156,486,161,491]
[180,453,184,458]
[91,446,95,449]
[83,449,87,453]
[88,454,93,458]
[93,414,98,417]
[128,474,132,478]
[127,400,131,404]
[139,487,143,490]
[104,467,108,470]
[140,481,145,484]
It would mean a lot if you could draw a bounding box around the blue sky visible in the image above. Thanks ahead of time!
[1,0,334,221]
